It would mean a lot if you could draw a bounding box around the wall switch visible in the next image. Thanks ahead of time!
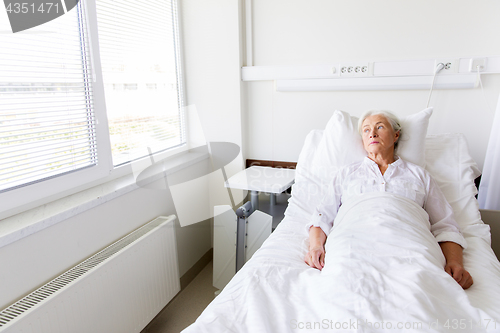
[469,58,487,72]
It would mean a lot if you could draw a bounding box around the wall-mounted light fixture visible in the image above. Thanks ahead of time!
[275,74,478,92]
[241,56,500,91]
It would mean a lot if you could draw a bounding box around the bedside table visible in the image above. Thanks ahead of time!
[224,166,296,210]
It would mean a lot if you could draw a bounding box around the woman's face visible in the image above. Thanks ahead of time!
[361,114,400,157]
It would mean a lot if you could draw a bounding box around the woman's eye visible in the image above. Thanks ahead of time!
[378,126,383,129]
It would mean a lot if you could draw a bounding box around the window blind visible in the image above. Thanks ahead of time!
[96,0,186,166]
[0,3,96,193]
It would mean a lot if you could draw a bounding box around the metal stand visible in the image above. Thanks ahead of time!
[270,193,276,206]
[235,201,254,272]
[250,190,259,210]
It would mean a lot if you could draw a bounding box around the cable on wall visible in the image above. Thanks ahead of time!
[426,63,445,108]
[476,66,493,114]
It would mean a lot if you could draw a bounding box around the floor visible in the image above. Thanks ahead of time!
[141,192,291,333]
[141,261,218,333]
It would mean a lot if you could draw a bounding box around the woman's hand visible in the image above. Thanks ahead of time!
[305,226,327,270]
[439,241,473,289]
[305,245,325,270]
[444,261,474,289]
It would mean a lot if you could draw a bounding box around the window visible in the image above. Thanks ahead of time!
[0,0,185,217]
[96,0,186,166]
[0,3,108,194]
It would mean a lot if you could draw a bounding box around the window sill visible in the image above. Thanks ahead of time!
[0,151,209,249]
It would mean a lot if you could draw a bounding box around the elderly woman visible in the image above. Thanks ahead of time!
[304,110,473,289]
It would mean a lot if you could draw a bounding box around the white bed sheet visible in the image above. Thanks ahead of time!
[183,211,500,333]
[183,131,500,333]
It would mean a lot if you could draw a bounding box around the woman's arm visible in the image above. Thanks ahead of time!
[423,171,472,288]
[305,226,327,270]
[424,175,467,248]
[439,241,473,289]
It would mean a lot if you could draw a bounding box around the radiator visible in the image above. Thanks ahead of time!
[0,215,180,333]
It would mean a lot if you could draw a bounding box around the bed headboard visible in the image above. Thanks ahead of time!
[246,159,296,169]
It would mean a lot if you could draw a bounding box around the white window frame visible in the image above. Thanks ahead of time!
[101,0,189,177]
[0,0,188,219]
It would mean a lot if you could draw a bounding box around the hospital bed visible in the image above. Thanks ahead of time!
[183,109,500,333]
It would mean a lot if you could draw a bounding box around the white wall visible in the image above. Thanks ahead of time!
[0,0,246,311]
[181,0,247,209]
[0,0,249,312]
[0,161,212,310]
[246,0,500,170]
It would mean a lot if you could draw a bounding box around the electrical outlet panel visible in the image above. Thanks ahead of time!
[469,58,487,72]
[339,63,371,77]
[434,59,458,74]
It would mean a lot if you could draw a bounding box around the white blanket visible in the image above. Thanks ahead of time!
[184,193,500,332]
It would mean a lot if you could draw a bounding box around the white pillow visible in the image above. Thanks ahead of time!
[294,129,324,184]
[398,107,434,166]
[287,112,366,221]
[310,110,366,186]
[424,133,482,230]
[286,130,324,220]
[286,108,433,221]
[313,107,433,184]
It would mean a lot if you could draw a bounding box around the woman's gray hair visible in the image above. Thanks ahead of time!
[358,110,402,150]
